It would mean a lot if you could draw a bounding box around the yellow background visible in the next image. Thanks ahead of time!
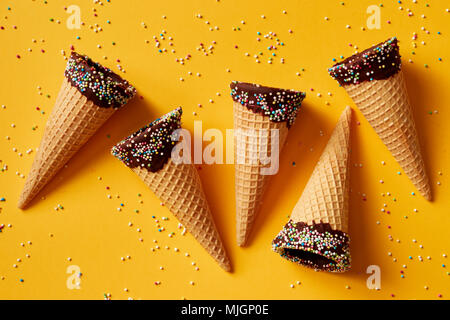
[0,0,449,300]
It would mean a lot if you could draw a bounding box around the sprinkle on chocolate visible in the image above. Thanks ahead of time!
[111,107,182,172]
[328,37,401,86]
[230,81,306,128]
[64,51,136,108]
[272,220,351,272]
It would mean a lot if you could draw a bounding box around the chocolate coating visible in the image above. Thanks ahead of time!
[64,51,136,108]
[272,220,351,272]
[328,37,401,86]
[111,107,182,172]
[230,81,306,128]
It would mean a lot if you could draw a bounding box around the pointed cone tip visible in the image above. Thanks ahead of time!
[17,199,26,210]
[423,190,432,201]
[236,238,246,247]
[17,191,31,209]
[221,261,232,272]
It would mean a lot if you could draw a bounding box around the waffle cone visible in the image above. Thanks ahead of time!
[233,101,289,246]
[344,70,431,200]
[18,78,117,209]
[291,106,352,233]
[132,159,231,272]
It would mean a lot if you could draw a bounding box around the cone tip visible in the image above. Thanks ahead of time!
[236,235,248,247]
[417,179,432,201]
[220,261,232,272]
[17,194,29,210]
[423,191,432,202]
[343,105,353,118]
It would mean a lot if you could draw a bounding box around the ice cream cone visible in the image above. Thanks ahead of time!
[111,107,231,272]
[18,52,136,209]
[272,106,352,272]
[329,37,431,200]
[230,82,306,246]
[234,102,289,246]
[344,70,430,200]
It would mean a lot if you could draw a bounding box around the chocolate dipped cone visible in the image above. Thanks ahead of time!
[18,52,136,209]
[329,37,431,200]
[111,108,231,272]
[231,82,306,246]
[272,106,352,272]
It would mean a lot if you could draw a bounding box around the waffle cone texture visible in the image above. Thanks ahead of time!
[272,107,352,272]
[344,70,431,200]
[18,78,117,209]
[132,159,231,272]
[291,106,352,232]
[233,101,289,246]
